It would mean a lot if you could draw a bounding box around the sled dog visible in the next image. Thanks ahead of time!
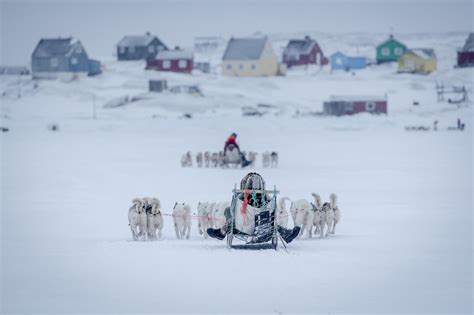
[311,193,325,237]
[146,198,163,240]
[172,202,192,239]
[128,198,147,241]
[277,197,290,228]
[197,202,213,238]
[290,198,314,238]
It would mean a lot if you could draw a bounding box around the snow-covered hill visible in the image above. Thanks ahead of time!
[1,32,473,127]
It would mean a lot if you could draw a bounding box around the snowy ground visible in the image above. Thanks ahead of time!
[1,32,473,313]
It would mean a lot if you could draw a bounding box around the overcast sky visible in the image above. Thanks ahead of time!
[1,0,473,65]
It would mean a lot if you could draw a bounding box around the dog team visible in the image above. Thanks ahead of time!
[181,151,278,168]
[128,193,340,241]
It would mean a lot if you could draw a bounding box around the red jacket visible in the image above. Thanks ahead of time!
[224,135,238,151]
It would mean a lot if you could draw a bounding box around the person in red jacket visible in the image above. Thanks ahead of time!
[224,133,251,167]
[224,133,239,153]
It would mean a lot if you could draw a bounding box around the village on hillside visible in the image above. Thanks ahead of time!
[1,32,472,118]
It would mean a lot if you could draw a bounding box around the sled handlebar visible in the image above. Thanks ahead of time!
[232,189,279,194]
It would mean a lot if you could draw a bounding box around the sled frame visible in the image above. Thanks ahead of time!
[226,185,280,250]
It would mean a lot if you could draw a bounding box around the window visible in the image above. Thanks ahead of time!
[394,47,403,56]
[119,46,126,54]
[288,54,297,61]
[238,64,244,70]
[157,45,164,51]
[148,46,155,53]
[336,57,343,65]
[50,57,59,67]
[162,60,171,69]
[381,47,389,56]
[365,102,376,112]
[178,60,187,69]
[226,64,232,70]
[71,57,78,65]
[251,64,256,70]
[129,46,135,53]
[75,46,82,54]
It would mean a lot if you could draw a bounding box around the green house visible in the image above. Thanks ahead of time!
[376,35,407,63]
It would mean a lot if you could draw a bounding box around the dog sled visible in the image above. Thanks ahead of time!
[223,144,244,167]
[224,173,296,250]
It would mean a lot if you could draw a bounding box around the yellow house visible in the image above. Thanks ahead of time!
[398,48,437,74]
[222,37,283,76]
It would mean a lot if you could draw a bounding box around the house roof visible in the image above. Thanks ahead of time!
[222,38,267,60]
[117,35,156,48]
[33,38,80,58]
[462,33,474,52]
[377,35,405,48]
[329,95,386,102]
[155,49,193,60]
[407,48,436,59]
[331,51,346,57]
[285,38,316,56]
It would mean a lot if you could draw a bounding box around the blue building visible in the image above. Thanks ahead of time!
[32,37,101,79]
[117,33,168,61]
[330,51,367,71]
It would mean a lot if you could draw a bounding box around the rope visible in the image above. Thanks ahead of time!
[160,211,292,222]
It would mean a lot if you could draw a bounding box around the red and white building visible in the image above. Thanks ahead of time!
[282,36,328,68]
[323,95,388,116]
[146,49,193,73]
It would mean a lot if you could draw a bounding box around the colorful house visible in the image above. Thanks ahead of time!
[282,36,328,67]
[222,37,282,77]
[398,48,437,74]
[376,35,407,64]
[330,51,367,71]
[457,33,474,67]
[323,95,387,116]
[32,37,101,79]
[146,48,193,73]
[117,33,168,61]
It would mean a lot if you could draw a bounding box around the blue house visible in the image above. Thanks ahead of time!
[117,33,168,61]
[330,51,367,71]
[32,37,101,79]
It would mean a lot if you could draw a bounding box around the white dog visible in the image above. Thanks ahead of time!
[329,193,340,235]
[172,202,192,239]
[197,202,213,238]
[277,197,290,228]
[146,198,163,240]
[248,151,258,166]
[211,153,219,167]
[262,151,270,168]
[128,198,147,241]
[321,202,335,237]
[204,151,211,167]
[211,201,229,229]
[290,198,314,238]
[181,152,192,167]
[196,152,203,167]
[311,193,326,237]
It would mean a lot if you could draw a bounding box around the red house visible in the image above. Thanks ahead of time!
[323,95,387,116]
[457,33,474,67]
[283,36,328,68]
[146,49,193,73]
